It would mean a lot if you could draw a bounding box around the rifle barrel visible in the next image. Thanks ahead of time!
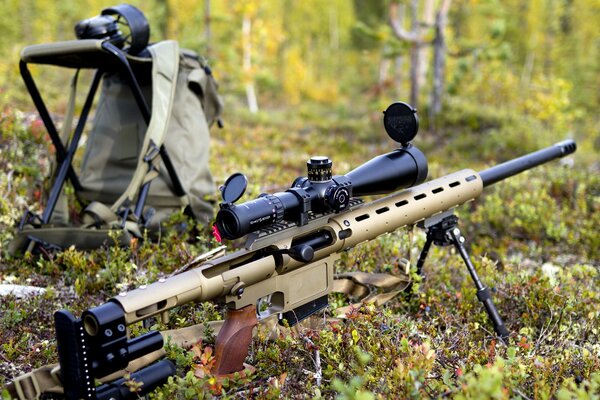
[479,140,576,187]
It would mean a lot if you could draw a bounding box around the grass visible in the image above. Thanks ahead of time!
[0,100,599,399]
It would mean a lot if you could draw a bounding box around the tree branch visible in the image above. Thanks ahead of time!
[389,2,422,43]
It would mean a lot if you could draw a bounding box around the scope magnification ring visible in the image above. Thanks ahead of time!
[260,194,286,223]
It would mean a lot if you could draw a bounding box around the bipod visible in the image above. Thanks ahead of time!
[416,210,510,343]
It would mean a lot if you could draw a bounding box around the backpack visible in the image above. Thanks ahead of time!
[9,5,223,255]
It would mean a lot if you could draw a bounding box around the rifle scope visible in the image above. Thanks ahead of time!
[215,102,427,240]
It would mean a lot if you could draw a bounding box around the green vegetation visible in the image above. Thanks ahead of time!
[1,0,599,399]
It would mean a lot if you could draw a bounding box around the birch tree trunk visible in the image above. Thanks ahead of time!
[242,16,259,113]
[393,3,406,98]
[409,0,421,108]
[379,57,391,88]
[419,0,435,87]
[430,0,451,130]
[204,0,211,58]
[390,0,423,108]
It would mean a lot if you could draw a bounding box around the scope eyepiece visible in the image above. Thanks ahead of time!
[217,194,289,239]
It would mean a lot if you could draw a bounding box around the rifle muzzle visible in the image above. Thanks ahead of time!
[479,140,577,186]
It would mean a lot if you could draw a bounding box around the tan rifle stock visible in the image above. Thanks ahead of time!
[109,169,481,326]
[73,169,478,379]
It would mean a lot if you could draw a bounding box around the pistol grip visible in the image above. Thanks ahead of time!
[211,305,258,375]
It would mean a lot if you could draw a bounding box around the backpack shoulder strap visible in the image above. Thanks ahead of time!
[111,40,181,213]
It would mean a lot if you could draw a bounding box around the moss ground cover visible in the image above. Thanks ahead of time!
[1,103,598,399]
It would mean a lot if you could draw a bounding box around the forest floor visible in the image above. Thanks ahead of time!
[1,102,599,399]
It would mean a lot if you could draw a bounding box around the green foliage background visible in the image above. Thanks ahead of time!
[0,0,599,399]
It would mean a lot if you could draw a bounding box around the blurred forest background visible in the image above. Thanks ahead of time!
[0,0,599,154]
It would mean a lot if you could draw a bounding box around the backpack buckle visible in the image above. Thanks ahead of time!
[143,140,160,163]
[13,372,41,400]
[50,365,62,385]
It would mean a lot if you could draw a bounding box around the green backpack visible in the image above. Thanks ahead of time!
[10,5,223,255]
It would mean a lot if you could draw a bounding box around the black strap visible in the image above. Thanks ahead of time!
[102,4,150,55]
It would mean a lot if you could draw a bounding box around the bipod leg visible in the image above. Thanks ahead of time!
[446,226,510,343]
[404,235,434,295]
[416,236,434,276]
[418,212,510,342]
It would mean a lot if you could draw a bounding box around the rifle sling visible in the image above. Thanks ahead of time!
[332,269,411,318]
